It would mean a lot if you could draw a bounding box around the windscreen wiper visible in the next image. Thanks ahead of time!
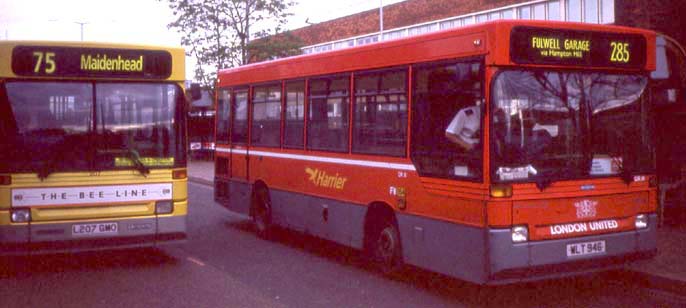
[97,146,150,177]
[127,148,150,177]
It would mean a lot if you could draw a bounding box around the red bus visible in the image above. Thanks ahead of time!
[214,20,657,284]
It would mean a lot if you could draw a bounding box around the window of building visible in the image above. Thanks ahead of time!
[356,36,379,46]
[476,14,488,23]
[232,88,249,144]
[408,24,438,36]
[440,19,458,30]
[216,88,231,144]
[567,0,582,22]
[333,40,354,50]
[284,80,305,148]
[502,9,514,20]
[533,3,546,20]
[411,60,484,180]
[518,6,531,19]
[463,16,475,25]
[252,83,281,147]
[353,69,408,157]
[548,1,561,21]
[585,0,599,23]
[601,0,615,23]
[308,75,350,152]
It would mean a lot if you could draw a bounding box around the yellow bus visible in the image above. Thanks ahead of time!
[0,41,190,254]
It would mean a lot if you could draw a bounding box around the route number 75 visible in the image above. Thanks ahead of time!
[33,51,56,74]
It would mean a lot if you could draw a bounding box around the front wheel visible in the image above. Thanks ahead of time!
[251,187,272,239]
[371,220,402,274]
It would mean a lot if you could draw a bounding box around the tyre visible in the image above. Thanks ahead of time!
[251,186,272,239]
[371,219,402,274]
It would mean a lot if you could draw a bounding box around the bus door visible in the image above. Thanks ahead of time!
[229,88,252,213]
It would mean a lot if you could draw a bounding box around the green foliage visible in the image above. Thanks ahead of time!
[162,0,300,95]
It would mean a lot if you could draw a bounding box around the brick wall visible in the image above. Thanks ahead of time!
[615,0,686,48]
[289,0,685,50]
[290,0,525,46]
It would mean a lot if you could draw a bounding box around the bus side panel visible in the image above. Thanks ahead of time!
[270,188,365,249]
[225,179,251,216]
[397,213,487,284]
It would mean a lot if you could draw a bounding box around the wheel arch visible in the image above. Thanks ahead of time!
[363,201,400,252]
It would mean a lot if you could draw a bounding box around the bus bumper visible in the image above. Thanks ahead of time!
[0,215,187,255]
[486,214,657,284]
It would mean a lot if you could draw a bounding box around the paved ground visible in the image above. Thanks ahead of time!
[3,181,684,307]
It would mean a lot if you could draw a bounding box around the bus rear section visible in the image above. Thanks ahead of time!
[0,42,189,254]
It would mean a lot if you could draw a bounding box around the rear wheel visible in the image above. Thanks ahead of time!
[251,187,272,239]
[371,219,402,274]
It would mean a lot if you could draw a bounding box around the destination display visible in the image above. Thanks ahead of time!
[11,45,172,78]
[510,26,647,69]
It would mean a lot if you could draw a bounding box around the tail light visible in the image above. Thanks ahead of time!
[172,169,187,179]
[0,175,10,185]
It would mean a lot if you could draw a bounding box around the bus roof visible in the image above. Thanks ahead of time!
[0,40,185,81]
[218,20,656,87]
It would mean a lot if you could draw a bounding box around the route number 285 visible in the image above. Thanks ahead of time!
[610,42,630,63]
[32,51,56,74]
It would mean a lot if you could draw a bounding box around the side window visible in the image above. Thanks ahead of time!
[284,80,305,148]
[411,60,483,180]
[251,83,282,147]
[353,69,407,156]
[216,88,231,144]
[232,88,249,144]
[307,75,350,152]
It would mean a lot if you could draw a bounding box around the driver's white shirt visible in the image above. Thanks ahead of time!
[445,106,480,146]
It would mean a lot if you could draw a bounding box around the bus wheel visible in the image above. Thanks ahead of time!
[251,187,272,239]
[372,219,402,274]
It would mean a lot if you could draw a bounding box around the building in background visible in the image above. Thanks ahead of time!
[285,0,684,58]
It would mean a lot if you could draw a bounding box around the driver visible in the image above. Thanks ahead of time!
[445,103,480,151]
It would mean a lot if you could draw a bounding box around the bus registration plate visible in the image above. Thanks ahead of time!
[72,222,119,236]
[566,240,605,257]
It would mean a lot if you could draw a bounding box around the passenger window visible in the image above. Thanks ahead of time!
[307,75,350,152]
[284,80,305,148]
[232,88,249,144]
[353,69,407,156]
[251,83,282,147]
[411,60,483,180]
[216,88,231,144]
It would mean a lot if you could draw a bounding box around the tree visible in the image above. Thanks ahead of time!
[162,0,301,95]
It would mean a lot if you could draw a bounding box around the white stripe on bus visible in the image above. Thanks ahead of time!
[215,147,416,171]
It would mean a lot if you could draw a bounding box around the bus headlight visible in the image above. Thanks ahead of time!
[511,225,529,243]
[11,209,31,223]
[635,214,648,229]
[155,201,174,214]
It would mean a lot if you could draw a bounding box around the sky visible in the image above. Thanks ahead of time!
[0,0,406,79]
